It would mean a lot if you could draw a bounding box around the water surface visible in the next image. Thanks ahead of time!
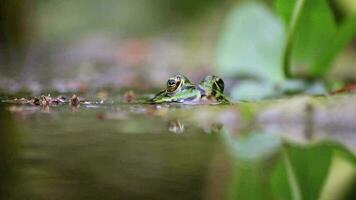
[1,102,355,200]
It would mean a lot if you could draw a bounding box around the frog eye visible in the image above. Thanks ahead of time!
[214,78,225,92]
[167,79,176,86]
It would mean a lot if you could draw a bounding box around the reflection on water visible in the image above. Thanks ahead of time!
[0,103,355,200]
[168,119,185,134]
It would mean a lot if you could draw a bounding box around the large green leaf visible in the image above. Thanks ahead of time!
[270,159,293,200]
[276,0,356,78]
[223,128,356,200]
[276,0,337,77]
[311,15,356,76]
[223,132,282,200]
[229,160,277,200]
[283,143,333,200]
[215,2,285,82]
[270,142,356,200]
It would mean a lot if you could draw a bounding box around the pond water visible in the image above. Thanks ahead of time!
[1,101,355,200]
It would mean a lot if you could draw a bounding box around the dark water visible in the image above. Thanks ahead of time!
[1,103,355,200]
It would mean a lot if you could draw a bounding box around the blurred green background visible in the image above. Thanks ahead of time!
[0,0,226,93]
[1,0,355,100]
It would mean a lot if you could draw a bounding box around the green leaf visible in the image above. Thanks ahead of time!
[311,16,356,76]
[215,2,285,82]
[229,160,276,200]
[223,132,282,200]
[223,131,356,200]
[276,0,356,78]
[320,151,356,200]
[283,143,333,200]
[270,160,293,200]
[276,0,337,77]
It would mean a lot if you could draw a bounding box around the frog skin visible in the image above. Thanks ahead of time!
[150,75,201,104]
[198,75,230,103]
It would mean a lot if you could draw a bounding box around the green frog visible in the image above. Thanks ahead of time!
[150,75,201,103]
[150,74,229,104]
[198,75,230,103]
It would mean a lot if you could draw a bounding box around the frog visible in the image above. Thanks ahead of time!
[150,75,201,104]
[198,75,230,103]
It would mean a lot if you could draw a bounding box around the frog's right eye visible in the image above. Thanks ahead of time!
[216,78,224,92]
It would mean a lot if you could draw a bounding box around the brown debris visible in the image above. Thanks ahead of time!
[5,94,68,106]
[123,90,136,103]
[52,96,66,104]
[96,112,105,120]
[71,94,80,107]
[7,97,30,104]
[330,84,356,95]
[41,95,52,107]
[97,90,109,102]
[31,97,41,106]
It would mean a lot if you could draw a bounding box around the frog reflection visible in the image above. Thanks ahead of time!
[168,119,185,134]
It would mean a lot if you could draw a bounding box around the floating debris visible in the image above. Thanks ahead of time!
[330,84,356,95]
[51,96,67,104]
[123,90,136,103]
[31,97,41,106]
[41,95,51,107]
[71,94,80,107]
[2,94,71,107]
[97,90,109,102]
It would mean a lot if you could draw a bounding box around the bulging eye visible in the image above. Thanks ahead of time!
[167,79,176,86]
[214,78,225,92]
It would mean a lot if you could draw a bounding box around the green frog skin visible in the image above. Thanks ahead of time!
[150,75,201,104]
[198,75,230,103]
[150,74,229,104]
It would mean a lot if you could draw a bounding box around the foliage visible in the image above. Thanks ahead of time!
[216,0,356,101]
[216,2,285,82]
[276,0,356,78]
[217,0,356,79]
[223,131,356,200]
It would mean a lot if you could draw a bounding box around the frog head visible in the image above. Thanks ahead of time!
[198,75,229,103]
[150,75,200,103]
[165,75,194,94]
[198,75,224,95]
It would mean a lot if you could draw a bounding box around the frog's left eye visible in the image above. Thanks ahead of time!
[167,79,176,86]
